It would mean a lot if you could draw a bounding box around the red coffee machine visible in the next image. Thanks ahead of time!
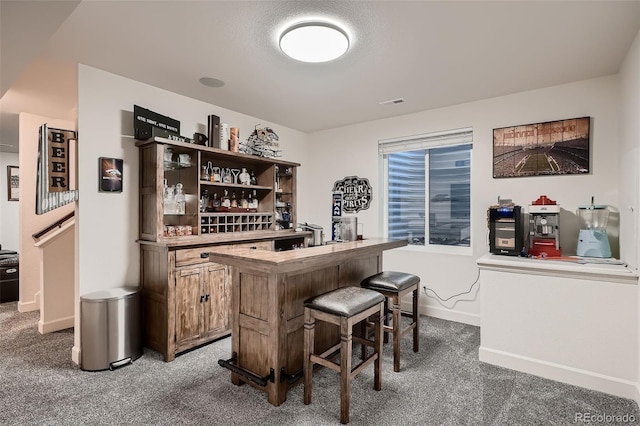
[527,195,561,258]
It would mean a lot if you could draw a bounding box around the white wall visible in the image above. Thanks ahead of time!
[19,113,75,312]
[0,152,19,251]
[75,64,309,356]
[619,29,640,272]
[618,27,640,406]
[304,75,622,325]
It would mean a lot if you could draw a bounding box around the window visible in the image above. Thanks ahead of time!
[380,128,472,248]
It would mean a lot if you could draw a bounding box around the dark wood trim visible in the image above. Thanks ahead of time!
[32,212,75,240]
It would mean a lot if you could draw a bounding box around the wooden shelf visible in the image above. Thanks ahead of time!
[136,137,300,167]
[199,181,271,191]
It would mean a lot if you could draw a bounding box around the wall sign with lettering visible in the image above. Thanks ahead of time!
[36,124,78,214]
[134,105,180,140]
[332,176,372,213]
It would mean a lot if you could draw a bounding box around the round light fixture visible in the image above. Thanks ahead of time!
[279,22,349,63]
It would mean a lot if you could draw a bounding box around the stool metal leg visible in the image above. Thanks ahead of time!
[303,309,315,405]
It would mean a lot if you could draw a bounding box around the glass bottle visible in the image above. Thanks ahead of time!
[230,191,238,208]
[200,189,209,213]
[175,183,186,215]
[222,168,232,183]
[247,191,253,209]
[222,190,231,208]
[164,180,176,215]
[239,168,250,185]
[251,189,259,210]
[240,191,249,209]
[212,192,221,208]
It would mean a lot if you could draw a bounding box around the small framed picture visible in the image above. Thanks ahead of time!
[99,158,123,192]
[7,165,19,201]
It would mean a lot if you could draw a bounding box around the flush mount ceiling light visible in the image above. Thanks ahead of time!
[279,21,349,63]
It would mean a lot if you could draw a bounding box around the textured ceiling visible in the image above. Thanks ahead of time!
[1,1,639,153]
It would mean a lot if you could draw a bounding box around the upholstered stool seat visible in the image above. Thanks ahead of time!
[361,271,420,372]
[304,287,384,424]
[360,271,420,292]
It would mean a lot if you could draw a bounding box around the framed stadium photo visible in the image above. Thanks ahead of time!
[492,117,590,178]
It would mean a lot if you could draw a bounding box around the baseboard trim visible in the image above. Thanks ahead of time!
[479,346,638,400]
[72,345,80,365]
[38,316,74,334]
[18,300,38,312]
[403,301,480,326]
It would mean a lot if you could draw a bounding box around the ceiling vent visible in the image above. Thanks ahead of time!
[379,98,404,105]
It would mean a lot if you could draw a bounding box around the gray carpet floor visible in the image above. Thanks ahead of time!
[1,301,638,425]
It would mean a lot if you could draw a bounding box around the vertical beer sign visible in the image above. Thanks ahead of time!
[36,124,79,214]
[331,191,343,241]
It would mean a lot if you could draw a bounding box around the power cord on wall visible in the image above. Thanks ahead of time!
[422,268,480,302]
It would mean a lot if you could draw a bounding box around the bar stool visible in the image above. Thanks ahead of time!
[303,286,385,424]
[360,271,420,372]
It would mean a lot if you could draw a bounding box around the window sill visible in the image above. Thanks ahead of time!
[399,243,472,256]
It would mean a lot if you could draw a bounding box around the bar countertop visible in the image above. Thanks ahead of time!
[207,238,406,273]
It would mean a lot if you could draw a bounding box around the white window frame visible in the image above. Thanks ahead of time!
[379,127,473,255]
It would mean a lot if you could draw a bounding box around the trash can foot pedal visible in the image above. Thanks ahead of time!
[109,357,132,371]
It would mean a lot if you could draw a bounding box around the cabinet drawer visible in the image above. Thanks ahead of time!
[175,248,217,267]
[233,241,273,251]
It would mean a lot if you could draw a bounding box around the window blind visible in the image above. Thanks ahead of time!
[379,127,473,155]
[388,150,426,244]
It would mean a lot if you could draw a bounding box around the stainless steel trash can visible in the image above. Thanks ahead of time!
[80,286,142,371]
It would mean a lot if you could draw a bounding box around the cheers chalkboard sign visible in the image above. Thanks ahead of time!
[332,176,372,213]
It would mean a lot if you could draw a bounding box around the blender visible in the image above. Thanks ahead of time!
[576,198,611,258]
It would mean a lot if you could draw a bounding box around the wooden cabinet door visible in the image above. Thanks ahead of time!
[175,266,203,347]
[202,263,229,337]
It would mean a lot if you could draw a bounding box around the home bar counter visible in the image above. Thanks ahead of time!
[209,238,406,406]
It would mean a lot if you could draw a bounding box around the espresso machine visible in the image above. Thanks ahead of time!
[527,195,561,258]
[576,198,612,258]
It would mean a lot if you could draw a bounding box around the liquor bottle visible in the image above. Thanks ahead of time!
[175,183,186,215]
[212,192,221,209]
[251,189,259,210]
[230,191,238,208]
[222,189,231,208]
[240,191,249,209]
[200,189,209,213]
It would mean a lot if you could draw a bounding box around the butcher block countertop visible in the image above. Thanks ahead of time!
[207,238,407,274]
